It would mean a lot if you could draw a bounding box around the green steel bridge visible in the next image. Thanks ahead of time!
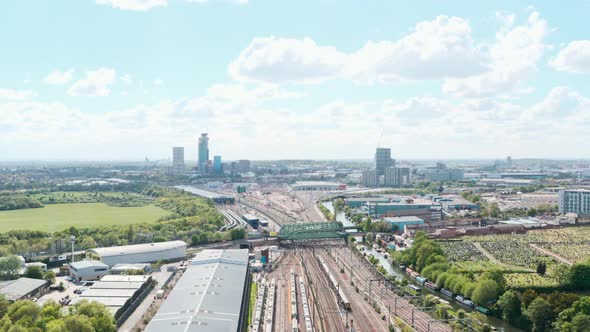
[277,222,360,241]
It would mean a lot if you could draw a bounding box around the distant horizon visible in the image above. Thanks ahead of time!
[2,156,590,166]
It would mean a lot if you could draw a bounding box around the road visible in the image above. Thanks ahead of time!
[118,268,173,332]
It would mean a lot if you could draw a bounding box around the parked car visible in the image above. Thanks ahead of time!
[74,287,88,295]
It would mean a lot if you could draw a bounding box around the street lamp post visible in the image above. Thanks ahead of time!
[70,235,76,263]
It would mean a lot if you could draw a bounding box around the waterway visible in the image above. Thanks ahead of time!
[322,202,356,228]
[323,201,521,331]
[360,245,523,332]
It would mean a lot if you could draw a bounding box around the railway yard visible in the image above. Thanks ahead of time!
[249,241,451,332]
[214,184,453,332]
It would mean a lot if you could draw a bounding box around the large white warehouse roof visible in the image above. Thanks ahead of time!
[88,240,187,258]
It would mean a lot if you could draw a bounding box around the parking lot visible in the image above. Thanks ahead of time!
[37,275,81,305]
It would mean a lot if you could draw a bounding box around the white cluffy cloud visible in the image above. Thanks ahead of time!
[230,16,488,84]
[230,12,552,100]
[120,74,133,84]
[187,0,248,4]
[44,69,74,85]
[96,0,167,11]
[229,37,347,84]
[443,11,550,98]
[0,88,34,100]
[2,81,589,160]
[551,40,590,73]
[67,68,117,97]
[347,15,488,82]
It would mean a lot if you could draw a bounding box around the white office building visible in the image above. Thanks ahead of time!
[362,169,378,187]
[172,146,186,176]
[69,260,109,282]
[385,166,411,186]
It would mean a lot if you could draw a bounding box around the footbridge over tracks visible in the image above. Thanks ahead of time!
[278,222,360,241]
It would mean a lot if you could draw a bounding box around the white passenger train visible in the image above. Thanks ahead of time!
[318,256,351,310]
[264,279,275,332]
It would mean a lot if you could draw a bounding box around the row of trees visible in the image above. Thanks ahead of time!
[394,233,504,306]
[0,298,115,332]
[0,186,229,258]
[497,289,588,331]
[318,204,334,221]
[0,196,43,211]
[394,232,590,331]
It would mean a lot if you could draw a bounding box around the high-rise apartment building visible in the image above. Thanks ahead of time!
[237,160,251,173]
[171,147,185,175]
[362,169,378,187]
[385,166,411,186]
[559,189,590,216]
[198,133,209,173]
[213,156,222,174]
[375,148,394,176]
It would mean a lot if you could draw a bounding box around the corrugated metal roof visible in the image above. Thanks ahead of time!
[383,216,425,223]
[70,260,108,269]
[99,275,150,283]
[175,185,234,199]
[145,249,249,332]
[88,240,187,258]
[82,288,138,298]
[0,278,48,301]
[111,263,150,271]
[91,281,145,290]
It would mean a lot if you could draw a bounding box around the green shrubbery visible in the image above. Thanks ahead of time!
[0,298,115,332]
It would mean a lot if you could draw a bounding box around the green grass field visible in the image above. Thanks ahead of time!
[0,203,169,233]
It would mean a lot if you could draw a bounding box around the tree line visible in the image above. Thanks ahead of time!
[393,232,590,331]
[0,185,230,258]
[0,297,116,332]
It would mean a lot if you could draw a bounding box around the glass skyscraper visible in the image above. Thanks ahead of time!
[213,156,222,174]
[198,133,209,173]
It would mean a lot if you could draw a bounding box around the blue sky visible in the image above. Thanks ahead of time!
[1,0,589,161]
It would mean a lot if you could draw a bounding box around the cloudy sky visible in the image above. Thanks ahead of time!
[1,1,590,161]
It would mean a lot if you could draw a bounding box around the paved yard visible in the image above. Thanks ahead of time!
[37,276,81,306]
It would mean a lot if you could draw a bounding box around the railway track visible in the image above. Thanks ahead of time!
[332,247,451,332]
[302,250,347,332]
[318,250,388,332]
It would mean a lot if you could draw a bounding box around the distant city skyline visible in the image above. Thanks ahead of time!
[1,1,590,160]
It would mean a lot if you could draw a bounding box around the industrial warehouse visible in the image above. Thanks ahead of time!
[70,274,153,320]
[85,240,187,267]
[69,260,109,282]
[145,249,250,332]
[175,185,235,204]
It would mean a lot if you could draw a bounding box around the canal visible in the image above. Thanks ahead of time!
[324,201,522,331]
[360,245,523,332]
[322,201,356,228]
